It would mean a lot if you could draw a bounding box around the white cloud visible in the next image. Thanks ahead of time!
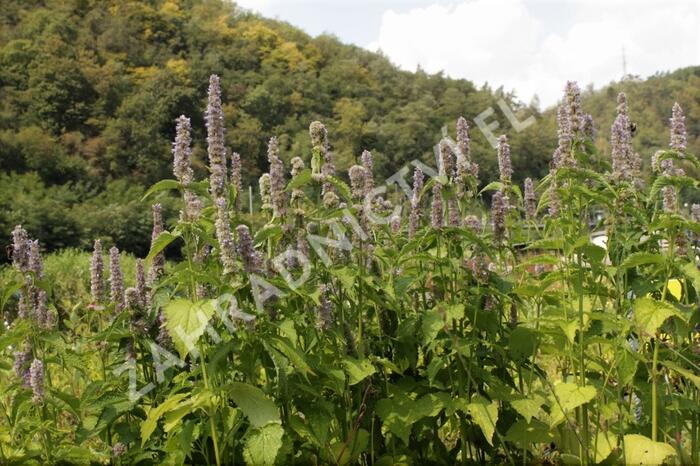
[369,0,700,108]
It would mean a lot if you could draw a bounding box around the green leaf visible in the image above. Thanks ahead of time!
[681,262,700,293]
[467,397,499,446]
[162,299,216,359]
[479,181,505,194]
[141,392,189,446]
[142,179,180,201]
[146,231,179,262]
[622,434,676,465]
[633,297,685,337]
[505,419,555,447]
[227,382,280,428]
[286,168,312,190]
[508,327,538,360]
[619,252,665,271]
[422,308,444,343]
[268,336,313,376]
[594,431,617,464]
[510,396,544,423]
[552,382,596,412]
[243,423,284,466]
[343,358,376,385]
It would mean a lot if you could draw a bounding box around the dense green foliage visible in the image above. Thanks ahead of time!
[1,0,698,260]
[1,73,699,465]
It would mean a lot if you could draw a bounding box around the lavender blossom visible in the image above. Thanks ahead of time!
[13,343,32,385]
[463,215,482,233]
[149,204,165,284]
[439,140,456,178]
[448,198,460,226]
[553,103,574,169]
[317,284,334,330]
[431,183,443,229]
[524,177,537,220]
[662,186,677,213]
[610,92,641,181]
[349,165,366,200]
[360,150,374,195]
[267,137,287,217]
[205,75,227,198]
[491,191,506,241]
[390,214,401,234]
[456,116,471,165]
[547,185,560,218]
[231,152,243,211]
[156,311,172,349]
[112,443,127,458]
[497,135,512,183]
[135,259,147,308]
[236,225,263,274]
[564,81,582,133]
[670,102,687,152]
[258,174,272,212]
[408,167,424,238]
[28,240,43,278]
[11,225,30,272]
[90,239,105,304]
[110,247,125,311]
[173,115,193,185]
[214,197,237,274]
[29,359,44,404]
[35,289,52,330]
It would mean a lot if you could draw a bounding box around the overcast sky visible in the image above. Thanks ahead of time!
[236,0,700,109]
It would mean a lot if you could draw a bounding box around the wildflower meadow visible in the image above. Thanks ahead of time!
[1,75,699,465]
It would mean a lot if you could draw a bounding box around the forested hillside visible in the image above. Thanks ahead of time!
[0,0,697,258]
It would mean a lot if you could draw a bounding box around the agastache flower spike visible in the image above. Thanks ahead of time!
[408,167,424,238]
[439,140,456,178]
[348,165,366,200]
[110,247,125,311]
[448,198,460,226]
[28,240,43,278]
[317,284,334,330]
[670,102,687,152]
[214,197,237,274]
[360,150,374,195]
[267,137,287,217]
[29,359,44,404]
[13,342,32,386]
[463,215,482,233]
[553,102,574,169]
[456,116,471,164]
[90,239,105,304]
[524,177,537,220]
[431,183,443,229]
[205,74,227,198]
[259,173,272,212]
[149,204,165,284]
[564,81,583,134]
[173,115,193,185]
[236,225,263,274]
[390,214,401,234]
[497,135,512,183]
[491,191,507,241]
[11,225,30,272]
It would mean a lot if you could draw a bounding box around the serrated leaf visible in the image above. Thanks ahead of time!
[422,308,444,343]
[467,396,499,446]
[243,423,284,466]
[142,179,180,201]
[163,299,216,359]
[286,168,312,190]
[510,396,543,423]
[141,392,189,446]
[146,231,179,262]
[227,382,280,428]
[552,382,596,412]
[594,431,617,463]
[343,358,376,385]
[633,297,685,337]
[622,434,676,465]
[505,419,555,447]
[618,252,665,271]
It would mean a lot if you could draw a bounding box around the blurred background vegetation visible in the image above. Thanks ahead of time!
[0,0,698,260]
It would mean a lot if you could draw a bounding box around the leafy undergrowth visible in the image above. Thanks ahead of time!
[1,77,699,466]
